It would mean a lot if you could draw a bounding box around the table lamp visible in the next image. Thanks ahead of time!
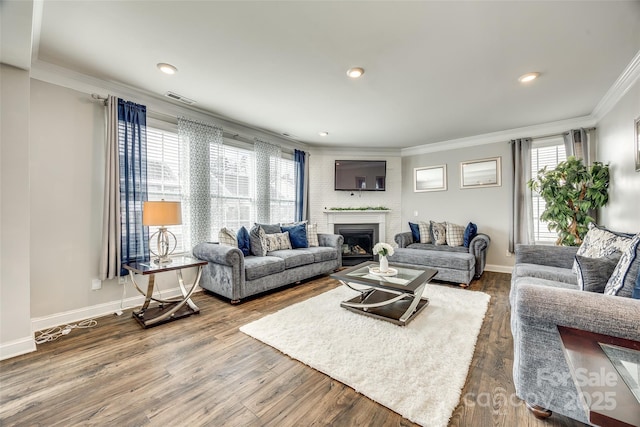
[143,200,182,264]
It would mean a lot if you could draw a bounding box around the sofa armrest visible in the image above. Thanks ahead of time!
[515,284,640,341]
[192,242,244,268]
[469,233,490,278]
[515,244,578,269]
[395,232,414,248]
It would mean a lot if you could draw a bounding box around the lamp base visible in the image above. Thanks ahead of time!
[149,227,177,265]
[153,256,173,265]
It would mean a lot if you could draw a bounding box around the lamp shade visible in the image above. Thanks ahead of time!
[143,201,182,226]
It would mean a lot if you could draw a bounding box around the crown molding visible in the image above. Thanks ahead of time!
[400,115,596,157]
[29,59,307,151]
[592,49,640,121]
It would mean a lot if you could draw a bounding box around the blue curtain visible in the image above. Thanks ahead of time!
[294,149,307,222]
[118,99,149,273]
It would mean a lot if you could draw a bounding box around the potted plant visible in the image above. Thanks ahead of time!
[528,156,610,246]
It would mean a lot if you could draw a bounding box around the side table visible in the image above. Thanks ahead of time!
[124,256,207,328]
[558,326,640,427]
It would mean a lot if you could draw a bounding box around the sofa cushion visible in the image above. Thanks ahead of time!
[446,222,465,246]
[244,255,285,281]
[305,246,338,263]
[249,225,268,257]
[575,254,620,293]
[512,263,578,286]
[256,223,282,234]
[464,222,478,248]
[269,249,315,269]
[418,221,432,243]
[605,233,640,297]
[281,223,308,248]
[390,247,474,271]
[430,221,446,245]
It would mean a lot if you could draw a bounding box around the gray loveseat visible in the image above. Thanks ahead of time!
[510,242,640,424]
[193,233,343,303]
[389,232,491,286]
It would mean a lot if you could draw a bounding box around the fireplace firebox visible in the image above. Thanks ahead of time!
[334,224,379,266]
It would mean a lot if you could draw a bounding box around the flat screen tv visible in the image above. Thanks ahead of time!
[334,160,386,191]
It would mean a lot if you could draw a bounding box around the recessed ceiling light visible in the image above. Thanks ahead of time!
[518,72,540,83]
[346,67,365,78]
[157,63,178,75]
[319,131,329,137]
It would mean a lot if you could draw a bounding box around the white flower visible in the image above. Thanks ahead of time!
[373,242,394,257]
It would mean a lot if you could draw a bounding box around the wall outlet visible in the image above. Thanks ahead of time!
[118,276,127,285]
[91,278,102,290]
[413,211,418,217]
[505,250,513,257]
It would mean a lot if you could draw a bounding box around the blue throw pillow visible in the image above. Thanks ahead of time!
[236,226,251,256]
[281,223,308,248]
[408,222,420,243]
[463,222,478,248]
[633,269,640,299]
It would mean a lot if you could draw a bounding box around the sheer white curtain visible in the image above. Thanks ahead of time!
[254,139,281,224]
[178,117,223,248]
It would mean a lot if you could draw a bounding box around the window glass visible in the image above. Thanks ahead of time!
[531,139,567,243]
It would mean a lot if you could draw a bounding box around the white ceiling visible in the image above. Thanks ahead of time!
[8,1,640,148]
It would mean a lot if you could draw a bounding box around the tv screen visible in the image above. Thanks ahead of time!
[334,160,386,191]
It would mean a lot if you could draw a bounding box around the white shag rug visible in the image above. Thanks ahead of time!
[240,284,491,427]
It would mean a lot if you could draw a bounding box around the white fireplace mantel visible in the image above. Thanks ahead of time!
[323,210,390,242]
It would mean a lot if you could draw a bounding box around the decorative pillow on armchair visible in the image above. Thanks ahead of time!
[575,254,620,293]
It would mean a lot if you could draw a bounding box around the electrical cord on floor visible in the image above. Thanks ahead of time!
[34,319,98,345]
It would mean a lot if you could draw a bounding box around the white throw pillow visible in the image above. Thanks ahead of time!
[307,223,319,247]
[265,231,292,252]
[418,221,432,244]
[446,222,465,247]
[218,227,238,247]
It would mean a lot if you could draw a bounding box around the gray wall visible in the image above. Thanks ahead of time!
[401,142,513,270]
[1,65,33,357]
[597,78,640,233]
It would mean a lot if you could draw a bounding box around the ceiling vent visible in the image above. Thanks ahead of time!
[164,91,196,105]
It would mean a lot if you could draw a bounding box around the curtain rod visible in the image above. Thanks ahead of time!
[532,127,596,141]
[92,93,302,154]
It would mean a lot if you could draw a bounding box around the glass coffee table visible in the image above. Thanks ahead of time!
[330,261,437,326]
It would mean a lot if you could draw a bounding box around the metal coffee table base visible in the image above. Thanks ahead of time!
[340,283,429,326]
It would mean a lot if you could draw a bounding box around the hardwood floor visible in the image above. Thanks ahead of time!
[0,272,587,426]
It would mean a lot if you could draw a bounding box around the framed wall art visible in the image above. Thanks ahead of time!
[414,165,447,192]
[635,116,640,172]
[460,157,502,189]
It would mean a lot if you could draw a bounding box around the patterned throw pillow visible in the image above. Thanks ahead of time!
[573,223,634,272]
[265,232,292,252]
[575,254,620,293]
[446,222,465,247]
[218,227,238,247]
[604,232,640,297]
[430,221,447,245]
[249,225,268,257]
[307,223,319,247]
[418,221,432,244]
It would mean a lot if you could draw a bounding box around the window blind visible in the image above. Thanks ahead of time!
[531,141,567,243]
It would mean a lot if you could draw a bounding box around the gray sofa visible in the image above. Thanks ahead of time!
[510,243,640,424]
[389,232,491,286]
[193,233,343,303]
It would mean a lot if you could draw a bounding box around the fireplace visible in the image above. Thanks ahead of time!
[335,224,379,266]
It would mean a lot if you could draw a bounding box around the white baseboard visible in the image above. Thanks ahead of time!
[484,264,513,274]
[31,286,201,333]
[0,336,37,361]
